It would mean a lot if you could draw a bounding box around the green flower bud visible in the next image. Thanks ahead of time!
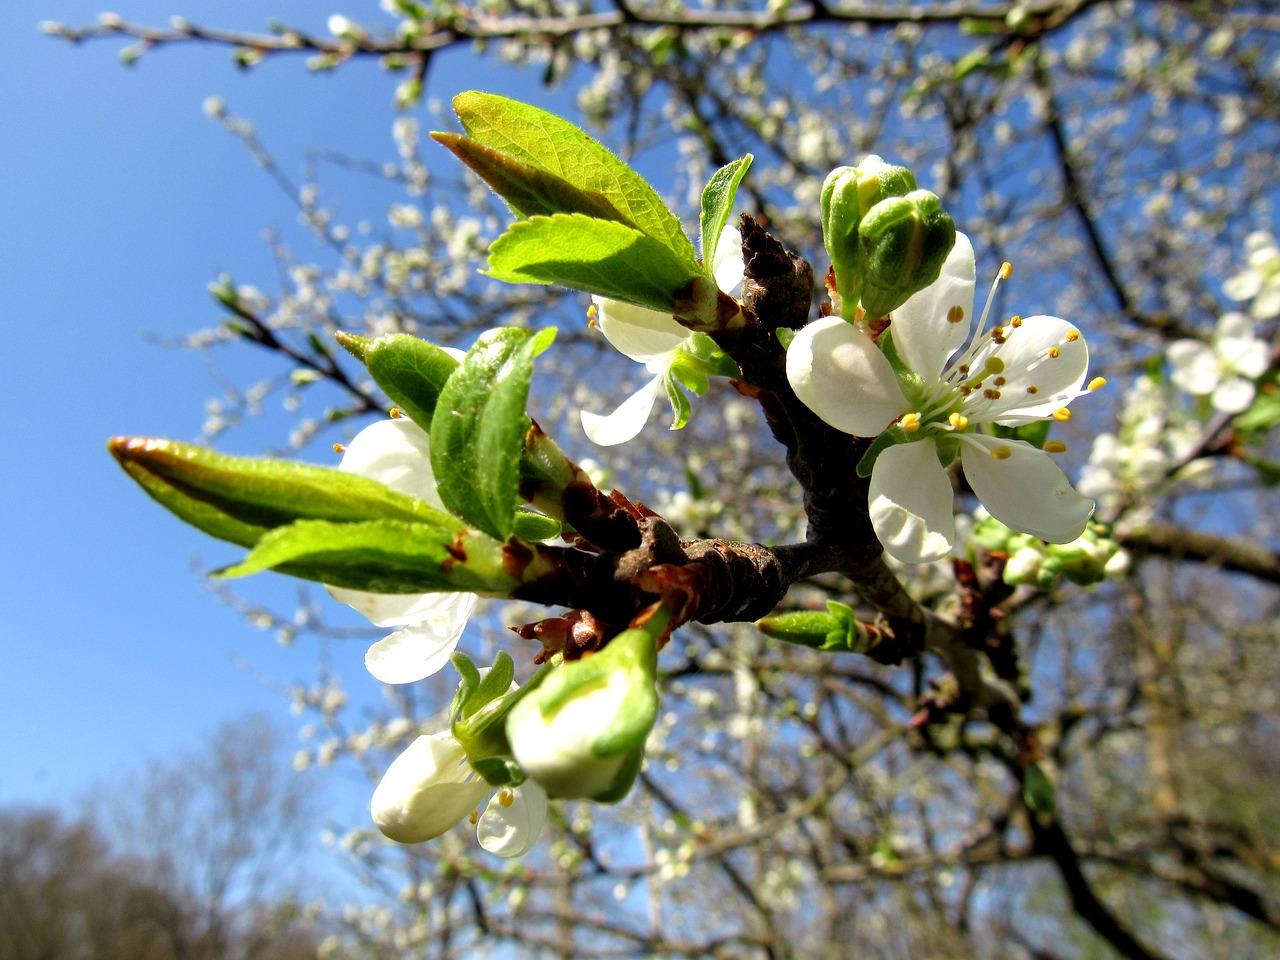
[820,157,917,318]
[858,189,956,319]
[755,600,867,653]
[506,626,659,802]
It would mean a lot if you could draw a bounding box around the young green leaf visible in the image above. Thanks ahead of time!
[699,154,752,276]
[431,327,557,540]
[364,335,461,430]
[108,436,463,550]
[433,133,632,224]
[215,518,517,594]
[487,213,702,313]
[448,91,697,264]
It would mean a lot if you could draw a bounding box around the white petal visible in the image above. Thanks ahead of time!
[338,417,443,509]
[786,316,908,436]
[1216,310,1256,343]
[973,316,1088,424]
[711,224,745,294]
[1167,340,1220,395]
[581,375,663,446]
[596,297,688,363]
[867,440,956,564]
[363,592,478,683]
[327,582,475,630]
[476,782,547,858]
[890,232,976,382]
[958,435,1093,544]
[1250,286,1280,320]
[371,733,489,844]
[1210,377,1257,414]
[1222,271,1261,302]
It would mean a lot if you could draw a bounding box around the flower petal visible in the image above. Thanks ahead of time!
[959,435,1093,544]
[476,782,547,858]
[711,224,745,294]
[596,297,688,364]
[1167,340,1220,395]
[1211,377,1257,414]
[338,417,444,509]
[971,316,1088,424]
[868,440,956,563]
[786,316,908,436]
[371,733,489,844]
[581,375,663,446]
[890,232,976,382]
[362,592,478,683]
[327,582,474,630]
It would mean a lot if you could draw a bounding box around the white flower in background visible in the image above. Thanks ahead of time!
[326,417,478,683]
[580,225,745,446]
[786,233,1096,563]
[1166,312,1270,413]
[372,730,547,857]
[1223,230,1280,319]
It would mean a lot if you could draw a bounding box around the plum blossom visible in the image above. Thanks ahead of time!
[325,417,478,683]
[580,225,745,445]
[786,233,1096,563]
[372,729,546,857]
[1166,312,1270,414]
[1223,230,1280,319]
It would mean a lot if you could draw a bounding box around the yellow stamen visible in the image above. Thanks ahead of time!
[1026,386,1039,394]
[332,443,346,454]
[1088,376,1107,392]
[900,412,922,432]
[1044,440,1068,453]
[993,376,1006,387]
[1065,331,1080,342]
[587,303,597,319]
[999,262,1013,280]
[497,789,515,808]
[983,388,1002,400]
[948,412,969,430]
[1047,346,1061,358]
[991,446,1013,460]
[1010,315,1023,327]
[389,407,403,419]
[947,304,965,324]
[1053,408,1072,422]
[468,809,479,825]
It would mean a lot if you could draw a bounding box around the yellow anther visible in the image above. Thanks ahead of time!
[1053,408,1072,422]
[991,446,1013,460]
[991,326,1005,339]
[389,406,404,419]
[1044,440,1068,453]
[958,364,970,374]
[1026,385,1039,394]
[999,261,1013,280]
[1010,315,1023,327]
[468,809,480,825]
[1065,331,1080,342]
[993,376,1006,387]
[497,789,515,808]
[948,412,969,430]
[1088,376,1107,391]
[947,304,966,324]
[332,443,347,454]
[900,412,922,432]
[587,303,597,319]
[1047,346,1061,358]
[983,388,1002,400]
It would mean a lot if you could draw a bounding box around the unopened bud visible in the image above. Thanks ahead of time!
[858,189,956,318]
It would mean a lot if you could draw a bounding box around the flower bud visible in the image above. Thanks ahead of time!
[858,189,956,319]
[820,157,917,316]
[506,626,659,801]
[371,732,490,844]
[1003,545,1047,586]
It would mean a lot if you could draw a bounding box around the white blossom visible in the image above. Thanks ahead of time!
[786,233,1096,563]
[581,226,745,445]
[325,418,478,683]
[1167,311,1269,413]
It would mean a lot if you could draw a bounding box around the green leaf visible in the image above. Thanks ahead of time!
[109,436,462,550]
[990,419,1052,449]
[664,373,693,430]
[448,91,697,264]
[512,509,563,541]
[365,335,461,430]
[487,214,701,313]
[215,519,514,594]
[433,133,634,224]
[431,327,557,540]
[699,154,752,277]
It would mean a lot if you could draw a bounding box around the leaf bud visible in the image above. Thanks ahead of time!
[858,189,956,319]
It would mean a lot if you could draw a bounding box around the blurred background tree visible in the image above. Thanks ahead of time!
[43,2,1280,958]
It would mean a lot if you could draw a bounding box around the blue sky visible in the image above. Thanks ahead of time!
[1,1,536,816]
